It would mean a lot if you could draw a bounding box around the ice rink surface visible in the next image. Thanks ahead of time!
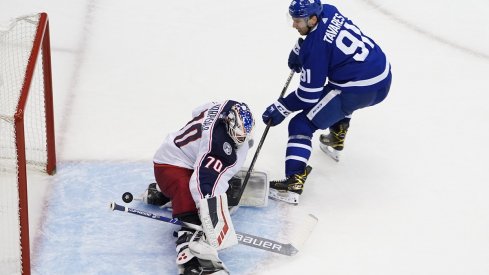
[1,0,489,274]
[33,161,314,274]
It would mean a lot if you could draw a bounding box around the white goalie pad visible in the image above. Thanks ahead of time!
[199,194,238,250]
[187,231,230,274]
[234,168,269,207]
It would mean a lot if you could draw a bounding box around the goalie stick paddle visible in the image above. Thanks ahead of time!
[109,202,299,256]
[239,70,295,200]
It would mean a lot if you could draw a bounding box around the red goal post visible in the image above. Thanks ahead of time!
[0,12,56,275]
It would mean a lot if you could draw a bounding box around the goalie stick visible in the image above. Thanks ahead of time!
[109,202,299,256]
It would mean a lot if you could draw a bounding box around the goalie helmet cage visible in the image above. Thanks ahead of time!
[0,13,56,275]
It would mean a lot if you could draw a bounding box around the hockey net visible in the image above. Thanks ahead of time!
[0,13,56,275]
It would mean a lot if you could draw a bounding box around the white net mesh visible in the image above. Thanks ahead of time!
[0,14,48,169]
[0,13,47,274]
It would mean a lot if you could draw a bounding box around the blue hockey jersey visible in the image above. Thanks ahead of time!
[283,4,391,111]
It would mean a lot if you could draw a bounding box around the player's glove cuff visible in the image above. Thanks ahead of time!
[274,99,292,117]
[288,38,304,73]
[262,99,292,126]
[292,38,303,55]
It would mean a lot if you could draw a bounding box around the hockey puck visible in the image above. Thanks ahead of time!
[122,192,133,203]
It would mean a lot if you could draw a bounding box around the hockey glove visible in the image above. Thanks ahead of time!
[288,38,304,73]
[262,99,292,126]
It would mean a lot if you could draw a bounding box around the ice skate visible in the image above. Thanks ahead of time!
[319,119,349,162]
[176,230,229,275]
[319,135,341,162]
[269,166,312,204]
[180,258,228,275]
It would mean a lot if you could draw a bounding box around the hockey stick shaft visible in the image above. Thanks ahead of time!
[110,202,298,256]
[239,70,295,197]
[110,201,199,229]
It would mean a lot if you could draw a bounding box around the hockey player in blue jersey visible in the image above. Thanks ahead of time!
[263,0,392,204]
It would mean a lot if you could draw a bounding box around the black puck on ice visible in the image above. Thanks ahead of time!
[122,192,133,203]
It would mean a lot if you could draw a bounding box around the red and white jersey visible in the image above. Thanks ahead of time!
[153,100,250,207]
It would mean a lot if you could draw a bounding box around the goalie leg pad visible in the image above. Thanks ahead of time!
[188,231,229,273]
[198,194,238,250]
[175,230,197,271]
[175,229,229,275]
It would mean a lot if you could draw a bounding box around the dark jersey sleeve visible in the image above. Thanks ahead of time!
[191,100,245,199]
[197,121,238,196]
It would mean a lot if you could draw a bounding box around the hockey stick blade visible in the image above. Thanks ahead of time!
[109,202,298,256]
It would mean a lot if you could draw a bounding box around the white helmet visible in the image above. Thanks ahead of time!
[226,102,255,145]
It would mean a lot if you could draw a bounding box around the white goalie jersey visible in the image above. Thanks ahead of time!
[153,100,250,207]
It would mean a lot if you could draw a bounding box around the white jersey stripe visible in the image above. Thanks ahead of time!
[287,142,312,151]
[329,59,390,88]
[307,89,341,121]
[298,85,324,93]
[285,155,309,163]
[288,135,311,141]
[295,90,320,103]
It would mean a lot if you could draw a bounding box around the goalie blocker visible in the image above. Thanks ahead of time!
[226,168,268,207]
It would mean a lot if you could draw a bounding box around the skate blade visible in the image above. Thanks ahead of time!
[320,143,340,162]
[268,189,300,205]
